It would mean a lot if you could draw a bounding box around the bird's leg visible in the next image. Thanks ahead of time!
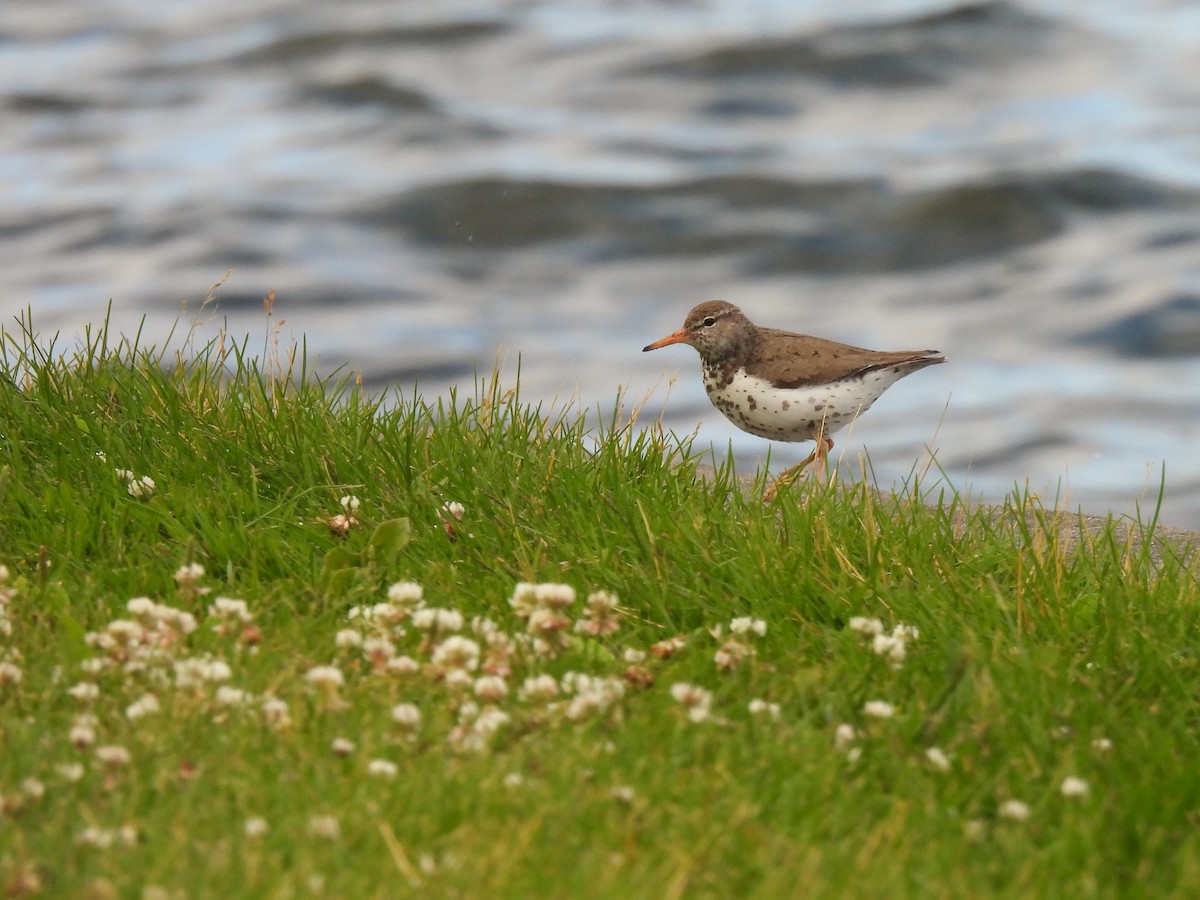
[763,436,834,501]
[811,436,834,481]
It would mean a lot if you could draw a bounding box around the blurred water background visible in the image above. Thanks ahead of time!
[4,0,1200,524]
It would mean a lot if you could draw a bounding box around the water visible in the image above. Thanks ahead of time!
[3,0,1200,525]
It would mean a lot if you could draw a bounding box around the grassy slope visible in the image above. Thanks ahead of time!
[0,321,1197,898]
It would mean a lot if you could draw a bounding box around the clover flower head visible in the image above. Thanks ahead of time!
[368,759,399,779]
[391,703,422,730]
[925,747,951,772]
[848,617,884,636]
[999,799,1030,821]
[431,635,480,671]
[863,700,895,719]
[386,581,424,609]
[1061,776,1089,797]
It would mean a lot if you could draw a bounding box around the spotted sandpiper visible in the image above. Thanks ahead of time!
[643,301,945,492]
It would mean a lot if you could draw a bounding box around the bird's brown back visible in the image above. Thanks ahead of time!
[749,326,945,389]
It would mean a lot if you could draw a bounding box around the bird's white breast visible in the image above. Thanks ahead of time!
[702,365,913,442]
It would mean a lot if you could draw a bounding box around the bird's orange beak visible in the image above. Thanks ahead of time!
[642,329,688,352]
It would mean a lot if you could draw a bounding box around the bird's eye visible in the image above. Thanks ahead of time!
[702,316,716,327]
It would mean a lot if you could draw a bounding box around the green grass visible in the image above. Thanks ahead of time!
[1,315,1198,898]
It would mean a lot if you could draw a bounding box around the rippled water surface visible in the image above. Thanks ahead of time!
[4,1,1200,523]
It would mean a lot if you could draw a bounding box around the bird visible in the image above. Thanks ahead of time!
[643,300,945,494]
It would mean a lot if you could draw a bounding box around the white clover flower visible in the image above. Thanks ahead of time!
[457,701,480,722]
[174,562,205,585]
[114,468,135,483]
[308,815,340,840]
[244,817,269,839]
[714,638,752,671]
[209,597,252,622]
[473,675,508,701]
[22,778,45,800]
[748,699,781,719]
[207,657,232,681]
[863,700,895,719]
[67,682,100,701]
[171,610,198,635]
[669,682,713,723]
[518,674,560,703]
[126,597,157,617]
[0,661,21,685]
[334,629,364,650]
[1060,776,1089,797]
[872,633,907,668]
[611,785,636,804]
[79,658,108,675]
[998,799,1030,821]
[586,590,619,615]
[175,657,232,688]
[128,475,156,498]
[534,583,576,610]
[925,747,951,772]
[261,697,291,729]
[527,607,571,636]
[305,665,345,690]
[444,668,473,692]
[834,723,858,749]
[471,616,500,637]
[892,623,920,642]
[848,617,884,636]
[386,581,424,606]
[331,737,355,757]
[441,501,465,521]
[95,745,132,767]
[69,722,96,748]
[472,707,510,738]
[77,826,137,848]
[730,617,766,637]
[387,655,420,675]
[391,703,422,729]
[56,763,85,783]
[668,682,710,707]
[368,759,398,779]
[215,686,252,706]
[623,648,647,664]
[362,636,395,661]
[409,607,433,629]
[563,677,626,721]
[431,635,480,671]
[340,495,361,512]
[412,607,465,633]
[509,583,539,617]
[125,693,160,720]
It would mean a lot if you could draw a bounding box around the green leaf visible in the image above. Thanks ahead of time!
[321,546,360,575]
[324,566,364,595]
[367,517,412,566]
